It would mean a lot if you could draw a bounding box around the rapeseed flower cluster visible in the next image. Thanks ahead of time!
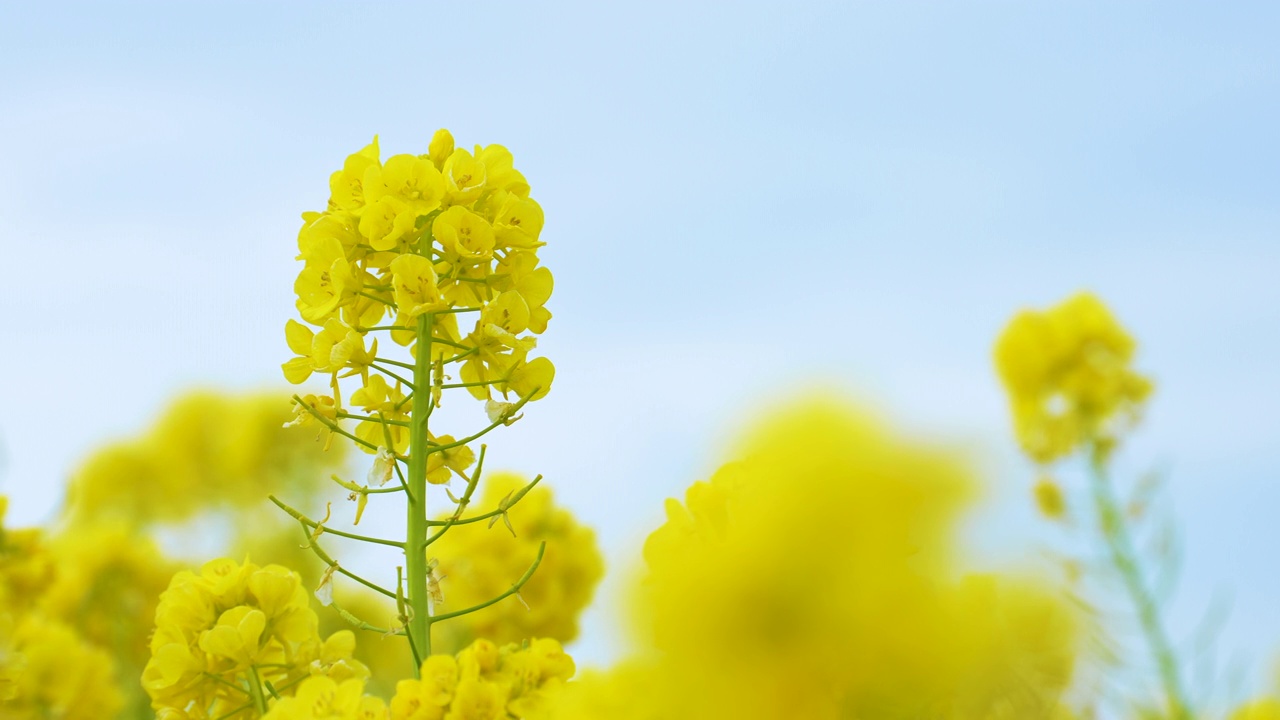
[273,130,566,679]
[389,638,573,720]
[995,292,1152,464]
[432,474,604,653]
[143,557,369,718]
[1,500,131,719]
[553,402,1082,720]
[282,129,554,438]
[66,392,345,527]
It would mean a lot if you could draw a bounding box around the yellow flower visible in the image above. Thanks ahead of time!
[492,193,544,250]
[295,221,359,324]
[143,559,324,717]
[994,292,1153,463]
[367,154,446,217]
[2,614,124,720]
[350,375,411,454]
[433,206,495,261]
[390,253,448,318]
[391,640,573,720]
[425,435,476,486]
[442,148,488,205]
[501,254,553,334]
[474,145,528,196]
[599,399,1080,719]
[263,675,386,720]
[329,137,381,214]
[503,357,555,401]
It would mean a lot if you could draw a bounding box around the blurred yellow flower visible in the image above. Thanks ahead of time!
[994,292,1152,463]
[432,474,604,653]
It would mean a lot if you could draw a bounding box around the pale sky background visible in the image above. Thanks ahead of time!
[1,0,1278,711]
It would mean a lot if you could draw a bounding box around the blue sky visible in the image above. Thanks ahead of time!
[2,0,1278,708]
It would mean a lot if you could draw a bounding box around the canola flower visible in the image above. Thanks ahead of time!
[273,129,564,686]
[553,401,1082,720]
[996,293,1191,719]
[1,497,127,719]
[64,392,347,528]
[431,474,604,653]
[143,557,371,718]
[389,638,573,720]
[995,292,1152,465]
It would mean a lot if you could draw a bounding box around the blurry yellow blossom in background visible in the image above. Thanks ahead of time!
[64,392,346,528]
[433,473,604,654]
[553,400,1082,720]
[994,292,1152,464]
[390,637,573,720]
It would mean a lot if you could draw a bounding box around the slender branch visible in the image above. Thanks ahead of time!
[370,363,415,389]
[247,666,269,716]
[294,522,398,600]
[337,411,409,427]
[422,475,542,527]
[331,601,399,635]
[356,290,397,307]
[442,347,478,365]
[424,387,539,456]
[329,474,402,495]
[356,325,415,332]
[374,356,416,370]
[425,335,469,350]
[1089,447,1191,720]
[269,495,403,548]
[439,378,505,390]
[424,446,487,549]
[429,542,546,624]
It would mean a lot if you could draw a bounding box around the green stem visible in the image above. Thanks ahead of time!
[429,542,545,624]
[1089,449,1191,720]
[405,312,434,667]
[268,495,403,547]
[247,666,269,716]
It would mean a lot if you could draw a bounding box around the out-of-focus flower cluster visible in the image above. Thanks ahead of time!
[552,402,1082,720]
[432,474,604,653]
[995,292,1152,464]
[390,637,573,720]
[143,558,372,718]
[282,129,554,458]
[66,392,346,527]
[1,495,174,718]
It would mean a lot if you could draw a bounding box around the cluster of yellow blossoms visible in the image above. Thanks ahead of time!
[390,638,573,720]
[1,495,174,718]
[282,129,554,456]
[66,392,345,527]
[144,558,375,718]
[432,474,604,653]
[554,402,1081,720]
[994,292,1152,464]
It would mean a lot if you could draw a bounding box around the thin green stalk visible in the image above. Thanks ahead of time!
[247,666,268,716]
[405,312,434,666]
[268,495,403,548]
[428,542,545,624]
[1089,449,1191,720]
